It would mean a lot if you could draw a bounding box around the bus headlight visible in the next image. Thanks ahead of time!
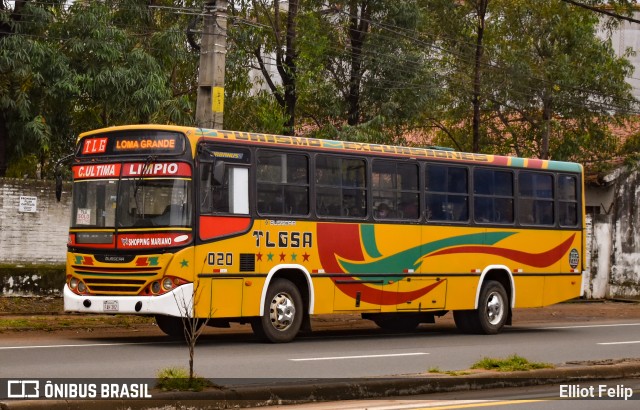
[69,277,79,290]
[151,281,161,294]
[162,277,174,292]
[77,281,87,293]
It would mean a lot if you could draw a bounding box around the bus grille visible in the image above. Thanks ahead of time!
[71,265,159,295]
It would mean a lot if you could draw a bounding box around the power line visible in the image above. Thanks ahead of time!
[559,0,640,25]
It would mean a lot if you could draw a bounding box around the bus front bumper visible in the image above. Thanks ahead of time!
[63,283,194,317]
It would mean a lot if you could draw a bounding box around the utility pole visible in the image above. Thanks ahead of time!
[196,0,227,129]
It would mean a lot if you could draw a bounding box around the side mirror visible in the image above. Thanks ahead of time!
[53,153,74,202]
[213,161,225,186]
[55,174,63,202]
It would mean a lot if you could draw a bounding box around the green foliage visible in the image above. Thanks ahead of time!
[156,367,214,392]
[481,0,635,160]
[620,128,640,167]
[1,0,639,176]
[225,91,290,135]
[308,116,401,146]
[471,354,553,372]
[0,0,75,175]
[5,154,40,179]
[0,0,197,177]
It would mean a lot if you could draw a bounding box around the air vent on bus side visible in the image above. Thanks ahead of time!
[239,254,256,272]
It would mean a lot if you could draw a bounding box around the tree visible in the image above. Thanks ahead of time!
[471,0,489,153]
[248,0,300,135]
[484,0,636,162]
[426,0,637,163]
[63,2,171,128]
[0,0,77,177]
[302,1,443,145]
[1,0,200,178]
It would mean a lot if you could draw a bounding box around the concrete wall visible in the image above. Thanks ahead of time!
[609,168,640,298]
[586,166,640,300]
[0,178,71,265]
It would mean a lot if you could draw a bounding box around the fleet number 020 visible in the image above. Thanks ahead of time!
[208,252,233,266]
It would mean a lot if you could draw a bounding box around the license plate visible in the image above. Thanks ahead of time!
[103,300,119,312]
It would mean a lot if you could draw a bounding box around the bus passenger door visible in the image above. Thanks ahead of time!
[195,156,252,319]
[194,277,243,319]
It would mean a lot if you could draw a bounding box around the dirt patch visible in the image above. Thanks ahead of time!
[0,295,63,315]
[0,296,155,334]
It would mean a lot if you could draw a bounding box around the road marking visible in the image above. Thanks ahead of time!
[598,340,640,345]
[539,323,640,330]
[290,352,429,362]
[0,341,173,350]
[419,399,548,409]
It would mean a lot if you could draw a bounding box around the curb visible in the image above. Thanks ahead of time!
[2,360,640,409]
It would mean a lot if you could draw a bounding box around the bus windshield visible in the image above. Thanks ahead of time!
[71,178,191,228]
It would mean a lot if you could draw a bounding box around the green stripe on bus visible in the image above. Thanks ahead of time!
[361,224,382,258]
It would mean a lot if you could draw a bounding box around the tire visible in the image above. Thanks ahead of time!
[155,315,202,340]
[454,280,509,335]
[453,310,477,334]
[251,279,303,343]
[372,314,421,332]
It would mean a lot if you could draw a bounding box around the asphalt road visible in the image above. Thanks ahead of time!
[246,379,640,410]
[1,319,639,381]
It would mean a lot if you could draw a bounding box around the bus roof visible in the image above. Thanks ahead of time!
[79,125,583,174]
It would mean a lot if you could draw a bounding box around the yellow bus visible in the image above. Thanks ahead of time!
[63,124,585,342]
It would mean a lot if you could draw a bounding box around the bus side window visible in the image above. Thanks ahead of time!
[558,175,578,227]
[518,172,554,226]
[316,155,366,219]
[426,164,468,222]
[257,151,309,216]
[473,168,513,224]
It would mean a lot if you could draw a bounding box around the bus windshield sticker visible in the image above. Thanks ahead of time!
[76,209,91,225]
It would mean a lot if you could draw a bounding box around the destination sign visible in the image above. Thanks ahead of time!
[73,162,191,179]
[73,164,122,179]
[77,131,186,157]
[114,137,176,151]
[121,162,191,177]
[81,137,108,154]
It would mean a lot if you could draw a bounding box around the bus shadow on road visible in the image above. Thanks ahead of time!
[76,320,575,348]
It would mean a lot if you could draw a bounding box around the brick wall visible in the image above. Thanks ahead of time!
[0,178,72,265]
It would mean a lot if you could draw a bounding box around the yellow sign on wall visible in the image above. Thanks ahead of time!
[212,86,224,113]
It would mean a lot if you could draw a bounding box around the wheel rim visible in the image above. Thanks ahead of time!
[269,291,296,331]
[486,291,505,325]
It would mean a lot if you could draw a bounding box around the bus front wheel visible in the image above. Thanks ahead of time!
[252,279,303,343]
[453,280,508,335]
[155,315,202,339]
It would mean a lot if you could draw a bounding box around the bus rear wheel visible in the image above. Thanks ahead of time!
[453,280,508,335]
[251,279,303,343]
